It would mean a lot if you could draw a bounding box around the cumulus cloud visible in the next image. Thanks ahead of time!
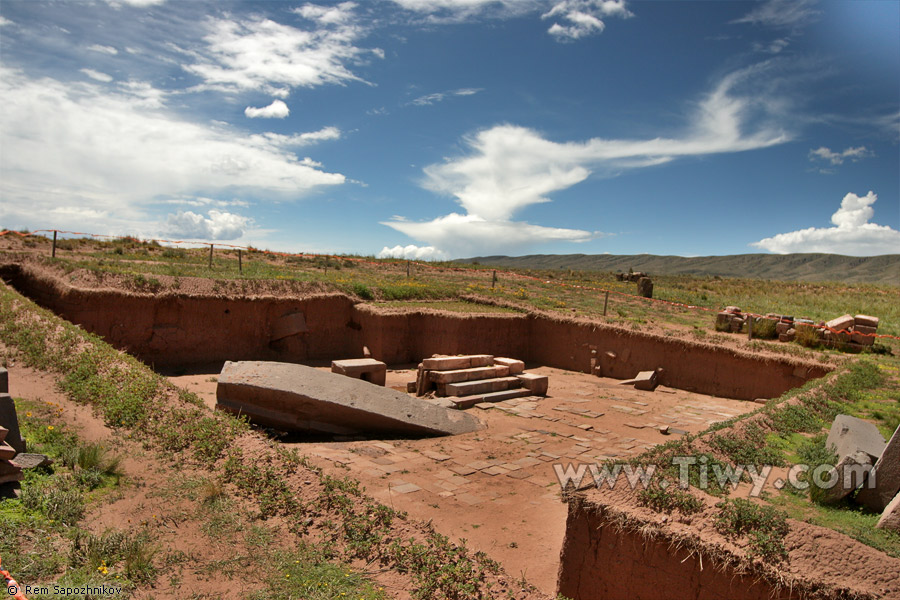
[378,244,447,260]
[752,192,900,256]
[165,209,250,240]
[80,68,114,82]
[104,0,167,6]
[390,0,532,22]
[732,0,820,28]
[0,16,12,26]
[542,0,633,40]
[384,64,792,257]
[184,4,378,96]
[0,67,346,234]
[410,87,483,106]
[245,99,290,118]
[808,145,871,166]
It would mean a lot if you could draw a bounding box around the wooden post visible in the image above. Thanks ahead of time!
[238,249,243,274]
[407,260,410,277]
[51,230,57,258]
[208,244,213,268]
[492,270,497,289]
[603,290,609,316]
[748,316,754,341]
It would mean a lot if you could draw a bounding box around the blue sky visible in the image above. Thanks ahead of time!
[0,0,898,259]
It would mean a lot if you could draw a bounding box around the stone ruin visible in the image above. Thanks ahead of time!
[409,354,549,410]
[716,308,880,350]
[823,414,900,531]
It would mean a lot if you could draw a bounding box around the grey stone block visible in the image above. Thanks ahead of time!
[856,425,900,512]
[820,450,873,504]
[827,414,886,462]
[216,361,482,437]
[876,490,900,532]
[0,394,25,454]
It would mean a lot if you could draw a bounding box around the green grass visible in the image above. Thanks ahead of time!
[714,498,790,562]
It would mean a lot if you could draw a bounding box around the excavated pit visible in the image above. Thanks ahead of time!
[0,263,829,402]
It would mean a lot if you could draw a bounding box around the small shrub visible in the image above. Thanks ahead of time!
[751,317,778,339]
[714,498,789,562]
[637,485,703,515]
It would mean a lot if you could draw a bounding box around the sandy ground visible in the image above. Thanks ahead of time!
[171,363,754,593]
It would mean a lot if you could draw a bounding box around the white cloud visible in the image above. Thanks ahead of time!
[0,16,12,26]
[391,0,531,21]
[808,145,872,166]
[410,87,483,106]
[245,99,290,119]
[385,64,791,257]
[184,4,376,96]
[104,0,167,6]
[752,192,900,256]
[249,126,342,147]
[165,209,250,240]
[753,38,789,54]
[0,67,346,234]
[80,68,114,82]
[543,0,633,40]
[383,213,593,257]
[88,44,119,55]
[732,0,820,28]
[378,244,447,260]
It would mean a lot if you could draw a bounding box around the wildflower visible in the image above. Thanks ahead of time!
[47,425,54,431]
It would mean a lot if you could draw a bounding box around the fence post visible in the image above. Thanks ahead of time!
[492,270,497,289]
[603,290,609,316]
[208,244,213,268]
[748,316,754,341]
[407,260,410,277]
[51,230,57,258]
[238,249,243,275]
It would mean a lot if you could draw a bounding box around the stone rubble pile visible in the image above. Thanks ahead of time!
[0,368,24,486]
[715,308,880,350]
[410,354,549,410]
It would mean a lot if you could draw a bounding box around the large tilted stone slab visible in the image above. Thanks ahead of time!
[856,425,900,512]
[827,415,886,462]
[216,361,483,437]
[877,490,900,531]
[271,312,309,341]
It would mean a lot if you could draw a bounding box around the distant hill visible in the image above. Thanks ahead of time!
[458,253,900,285]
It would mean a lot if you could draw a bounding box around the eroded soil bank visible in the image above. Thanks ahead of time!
[558,489,900,600]
[0,263,829,401]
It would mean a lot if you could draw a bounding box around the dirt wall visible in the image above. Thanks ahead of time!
[0,263,828,399]
[557,495,803,600]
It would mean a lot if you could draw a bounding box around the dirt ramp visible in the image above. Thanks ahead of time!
[216,360,483,436]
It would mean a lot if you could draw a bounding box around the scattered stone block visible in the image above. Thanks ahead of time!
[620,371,659,391]
[0,442,15,461]
[826,414,886,462]
[724,306,741,314]
[10,453,52,470]
[820,450,873,504]
[854,314,880,329]
[422,355,494,371]
[856,425,900,512]
[0,394,25,454]
[406,381,417,393]
[445,376,522,397]
[493,357,525,374]
[429,365,510,384]
[778,330,796,343]
[516,373,549,395]
[775,322,792,335]
[876,490,900,532]
[850,331,876,346]
[659,425,670,435]
[331,358,387,386]
[270,311,308,341]
[825,314,855,331]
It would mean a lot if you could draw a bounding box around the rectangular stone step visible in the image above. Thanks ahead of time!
[451,388,533,409]
[0,441,15,461]
[429,365,510,384]
[422,355,494,371]
[493,357,524,374]
[0,425,7,444]
[445,376,522,397]
[516,373,549,395]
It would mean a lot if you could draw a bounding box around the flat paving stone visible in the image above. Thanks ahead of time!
[392,483,421,494]
[482,466,510,476]
[449,464,477,476]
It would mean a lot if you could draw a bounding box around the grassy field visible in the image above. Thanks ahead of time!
[8,235,899,340]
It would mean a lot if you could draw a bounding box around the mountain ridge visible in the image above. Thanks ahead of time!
[456,253,899,285]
